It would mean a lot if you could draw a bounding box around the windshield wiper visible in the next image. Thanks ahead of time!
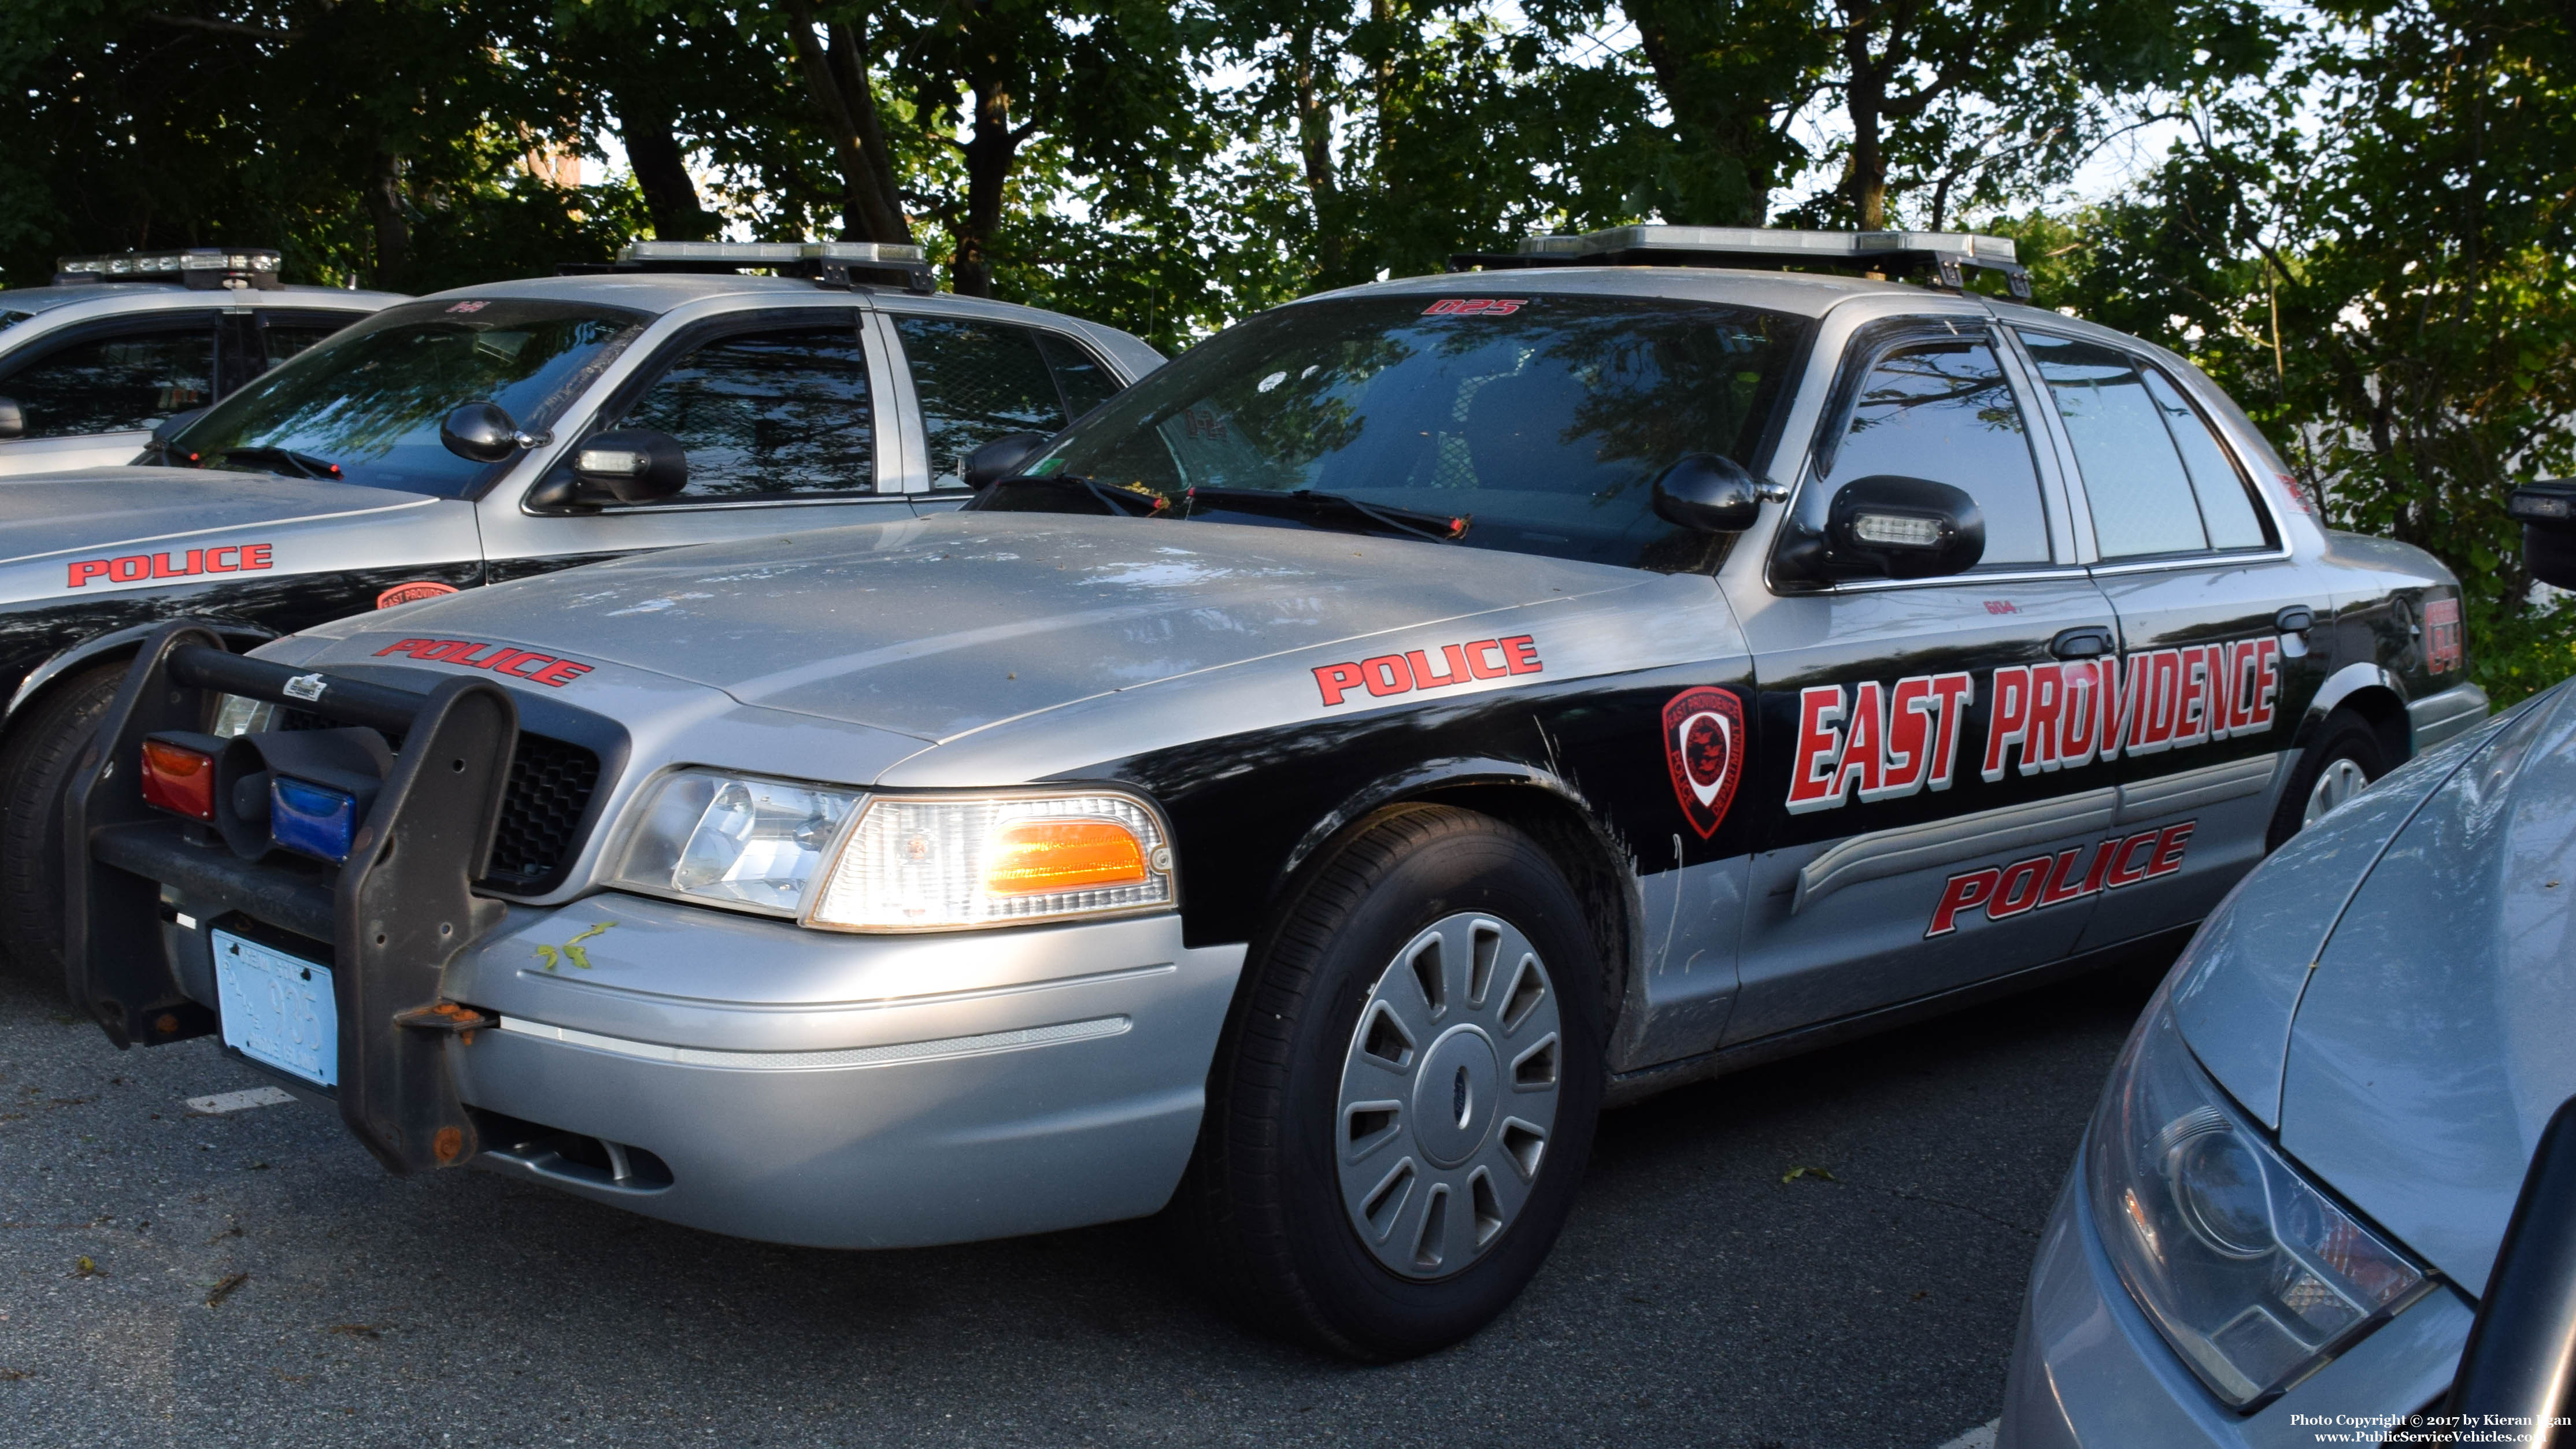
[973,472,1168,518]
[1182,486,1470,544]
[212,446,344,481]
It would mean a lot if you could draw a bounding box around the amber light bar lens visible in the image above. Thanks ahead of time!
[140,739,217,821]
[984,819,1149,895]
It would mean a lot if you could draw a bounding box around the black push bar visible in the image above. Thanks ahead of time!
[65,620,520,1175]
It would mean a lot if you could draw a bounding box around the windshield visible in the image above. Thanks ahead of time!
[168,298,647,497]
[1007,292,1811,570]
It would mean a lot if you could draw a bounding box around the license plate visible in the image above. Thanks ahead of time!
[212,931,338,1088]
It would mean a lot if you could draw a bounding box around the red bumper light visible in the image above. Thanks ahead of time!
[140,739,217,821]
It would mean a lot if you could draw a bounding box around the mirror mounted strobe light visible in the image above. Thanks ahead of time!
[439,401,528,464]
[1779,473,1986,584]
[2511,479,2576,592]
[1650,453,1764,533]
[571,429,688,505]
[0,397,22,441]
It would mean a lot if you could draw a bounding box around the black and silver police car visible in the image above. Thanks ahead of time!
[64,227,2483,1361]
[0,247,398,475]
[2,239,1158,975]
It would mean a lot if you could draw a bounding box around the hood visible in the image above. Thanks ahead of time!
[298,511,1659,743]
[0,468,435,589]
[2265,681,2576,1295]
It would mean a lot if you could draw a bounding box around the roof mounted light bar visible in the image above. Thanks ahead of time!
[1450,225,2033,299]
[54,247,285,291]
[569,239,938,294]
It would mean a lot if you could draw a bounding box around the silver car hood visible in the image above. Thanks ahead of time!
[297,511,1660,743]
[2256,683,2576,1295]
[0,468,434,580]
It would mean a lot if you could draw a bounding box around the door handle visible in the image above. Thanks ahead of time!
[2051,626,2116,660]
[2275,605,2316,635]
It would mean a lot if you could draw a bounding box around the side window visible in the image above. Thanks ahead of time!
[261,322,344,367]
[2020,333,2268,558]
[2140,366,2271,550]
[1810,333,2053,566]
[616,326,875,501]
[895,317,1112,486]
[0,325,217,437]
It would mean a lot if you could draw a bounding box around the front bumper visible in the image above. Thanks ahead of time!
[2000,1155,2473,1449]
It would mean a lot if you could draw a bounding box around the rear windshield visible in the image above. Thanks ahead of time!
[1012,293,1811,571]
[169,298,647,497]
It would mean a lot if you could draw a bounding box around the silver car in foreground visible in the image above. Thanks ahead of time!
[2000,480,2576,1444]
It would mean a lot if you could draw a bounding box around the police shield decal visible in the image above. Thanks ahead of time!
[1662,687,1744,839]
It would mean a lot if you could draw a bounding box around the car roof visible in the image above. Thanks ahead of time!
[1299,264,1948,320]
[415,272,1083,326]
[0,283,402,317]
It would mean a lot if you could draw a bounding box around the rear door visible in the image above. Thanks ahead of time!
[476,306,917,581]
[1727,314,2126,1043]
[2007,327,2319,946]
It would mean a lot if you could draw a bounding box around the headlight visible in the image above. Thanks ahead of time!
[212,694,275,736]
[607,770,861,916]
[805,791,1174,932]
[2088,987,2431,1409]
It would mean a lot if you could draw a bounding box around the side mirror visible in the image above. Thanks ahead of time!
[1777,475,1986,584]
[1652,453,1764,533]
[2511,480,2576,591]
[439,401,525,464]
[963,431,1049,491]
[0,398,22,440]
[151,408,205,444]
[570,429,687,505]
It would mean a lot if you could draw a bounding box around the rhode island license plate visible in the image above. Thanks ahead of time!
[212,930,338,1088]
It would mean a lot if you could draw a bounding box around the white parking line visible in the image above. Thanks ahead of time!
[1934,1420,1998,1449]
[184,1087,296,1115]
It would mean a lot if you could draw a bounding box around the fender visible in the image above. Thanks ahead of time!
[5,618,276,725]
[2303,660,2410,754]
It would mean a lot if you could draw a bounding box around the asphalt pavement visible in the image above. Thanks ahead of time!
[0,946,2171,1448]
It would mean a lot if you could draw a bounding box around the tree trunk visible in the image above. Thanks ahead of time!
[364,151,409,290]
[780,0,909,246]
[1623,0,1823,227]
[950,76,1023,298]
[1291,28,1347,282]
[1841,18,1889,230]
[615,94,713,241]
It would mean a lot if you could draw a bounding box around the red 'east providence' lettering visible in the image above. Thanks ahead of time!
[1926,820,2197,937]
[374,638,594,688]
[66,543,272,589]
[1312,635,1540,706]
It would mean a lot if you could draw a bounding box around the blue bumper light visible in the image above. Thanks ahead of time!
[270,775,360,864]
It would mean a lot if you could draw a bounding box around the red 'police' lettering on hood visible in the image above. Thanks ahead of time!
[65,544,273,589]
[374,638,594,688]
[1312,635,1541,706]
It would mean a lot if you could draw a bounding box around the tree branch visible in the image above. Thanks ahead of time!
[147,11,297,42]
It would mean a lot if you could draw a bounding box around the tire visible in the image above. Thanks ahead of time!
[2266,707,2388,851]
[0,661,126,989]
[1180,803,1606,1361]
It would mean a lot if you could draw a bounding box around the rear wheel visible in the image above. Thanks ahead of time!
[1181,804,1604,1361]
[0,662,126,989]
[2266,707,2388,851]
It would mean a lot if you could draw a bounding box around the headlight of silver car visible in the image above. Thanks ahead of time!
[805,790,1174,932]
[607,770,862,916]
[2087,987,2431,1409]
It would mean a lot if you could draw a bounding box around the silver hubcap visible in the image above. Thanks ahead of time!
[1334,913,1561,1280]
[2303,757,2372,828]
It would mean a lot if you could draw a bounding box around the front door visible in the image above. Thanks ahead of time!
[476,308,918,581]
[1729,316,2126,1044]
[0,317,220,475]
[2009,328,2326,947]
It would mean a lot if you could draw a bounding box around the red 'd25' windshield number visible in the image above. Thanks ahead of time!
[375,637,593,688]
[1926,820,2196,938]
[1422,299,1528,317]
[1313,636,1540,706]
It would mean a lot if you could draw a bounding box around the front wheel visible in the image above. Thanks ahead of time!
[2266,707,2389,851]
[0,661,126,989]
[1181,804,1605,1361]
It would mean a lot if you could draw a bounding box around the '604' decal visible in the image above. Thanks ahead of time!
[1661,688,1745,839]
[1926,821,2195,938]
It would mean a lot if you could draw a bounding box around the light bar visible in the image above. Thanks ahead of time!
[617,239,927,266]
[55,247,284,290]
[1516,225,2018,265]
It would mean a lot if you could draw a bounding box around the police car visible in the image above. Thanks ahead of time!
[0,248,399,475]
[1,239,1158,975]
[64,227,2485,1360]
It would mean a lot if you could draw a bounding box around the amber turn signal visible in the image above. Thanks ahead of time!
[139,738,217,821]
[982,818,1148,895]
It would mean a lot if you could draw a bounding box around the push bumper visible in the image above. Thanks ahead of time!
[2000,1157,2473,1449]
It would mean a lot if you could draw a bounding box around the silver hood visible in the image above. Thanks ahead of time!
[297,510,1672,747]
[0,467,439,601]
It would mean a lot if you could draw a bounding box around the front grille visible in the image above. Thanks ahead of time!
[482,734,602,891]
[279,710,602,892]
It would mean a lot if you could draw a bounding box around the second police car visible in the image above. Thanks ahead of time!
[0,240,1158,978]
[64,226,2488,1360]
